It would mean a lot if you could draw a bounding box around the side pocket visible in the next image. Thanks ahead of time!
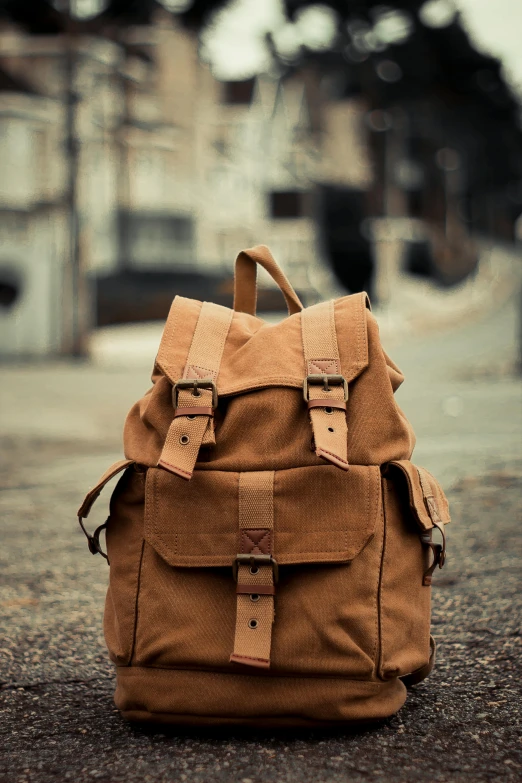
[378,461,450,680]
[378,474,432,679]
[104,466,146,666]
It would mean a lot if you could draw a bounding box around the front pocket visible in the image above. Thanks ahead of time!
[103,467,145,665]
[378,461,451,679]
[133,464,384,677]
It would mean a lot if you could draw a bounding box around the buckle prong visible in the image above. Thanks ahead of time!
[303,374,348,402]
[173,378,218,408]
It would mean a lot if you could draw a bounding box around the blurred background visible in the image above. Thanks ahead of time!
[1,6,521,776]
[0,0,521,359]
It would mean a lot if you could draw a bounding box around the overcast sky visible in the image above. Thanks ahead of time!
[202,0,522,96]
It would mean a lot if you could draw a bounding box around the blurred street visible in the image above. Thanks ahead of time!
[1,288,521,783]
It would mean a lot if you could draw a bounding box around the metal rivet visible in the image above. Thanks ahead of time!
[179,435,190,445]
[248,619,258,629]
[187,414,196,420]
[250,594,260,602]
[328,427,334,433]
[249,566,259,575]
[192,390,201,398]
[325,407,333,414]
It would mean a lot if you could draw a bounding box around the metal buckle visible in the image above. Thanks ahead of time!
[173,378,218,408]
[232,554,279,583]
[303,374,348,402]
[79,515,110,563]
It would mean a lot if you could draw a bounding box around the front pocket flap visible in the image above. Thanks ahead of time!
[145,465,381,567]
[387,460,450,531]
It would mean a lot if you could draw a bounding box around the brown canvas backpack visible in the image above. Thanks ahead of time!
[78,245,450,727]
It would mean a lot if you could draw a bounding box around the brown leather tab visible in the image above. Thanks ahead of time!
[173,406,214,418]
[307,399,347,412]
[229,654,270,669]
[236,584,276,595]
[240,529,272,555]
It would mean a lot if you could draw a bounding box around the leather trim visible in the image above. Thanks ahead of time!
[240,529,272,555]
[229,654,270,669]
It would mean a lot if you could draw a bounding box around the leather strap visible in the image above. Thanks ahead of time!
[230,471,276,669]
[234,245,303,316]
[301,300,349,471]
[77,459,134,556]
[157,302,233,480]
[78,459,134,520]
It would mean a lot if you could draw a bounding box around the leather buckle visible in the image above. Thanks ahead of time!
[173,378,218,408]
[232,554,279,583]
[303,374,348,402]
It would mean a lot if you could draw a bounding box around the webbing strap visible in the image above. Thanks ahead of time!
[301,300,349,471]
[158,302,233,480]
[230,471,275,669]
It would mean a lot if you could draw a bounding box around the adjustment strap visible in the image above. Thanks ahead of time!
[77,459,134,558]
[158,302,233,480]
[230,471,276,669]
[301,300,349,471]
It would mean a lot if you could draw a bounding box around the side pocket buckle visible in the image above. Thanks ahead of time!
[420,521,446,585]
[79,516,110,564]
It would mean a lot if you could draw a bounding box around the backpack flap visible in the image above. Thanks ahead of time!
[385,460,450,531]
[144,464,381,569]
[385,460,450,585]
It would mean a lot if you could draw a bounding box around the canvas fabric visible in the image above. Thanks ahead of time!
[78,244,451,726]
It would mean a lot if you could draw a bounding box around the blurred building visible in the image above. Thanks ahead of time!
[0,1,520,356]
[0,6,370,354]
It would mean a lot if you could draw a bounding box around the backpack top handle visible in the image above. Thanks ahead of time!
[233,245,303,317]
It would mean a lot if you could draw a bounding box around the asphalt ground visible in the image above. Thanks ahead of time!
[1,293,521,783]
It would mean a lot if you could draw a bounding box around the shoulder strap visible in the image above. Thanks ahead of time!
[157,301,233,480]
[301,300,349,470]
[77,459,134,559]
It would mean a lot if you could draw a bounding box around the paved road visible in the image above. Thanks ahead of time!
[0,294,521,783]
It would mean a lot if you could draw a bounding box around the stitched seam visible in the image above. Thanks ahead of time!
[116,666,384,687]
[156,295,184,381]
[186,364,215,380]
[231,654,270,663]
[242,530,271,553]
[128,539,146,667]
[328,299,339,361]
[369,468,379,668]
[375,477,387,679]
[158,459,192,478]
